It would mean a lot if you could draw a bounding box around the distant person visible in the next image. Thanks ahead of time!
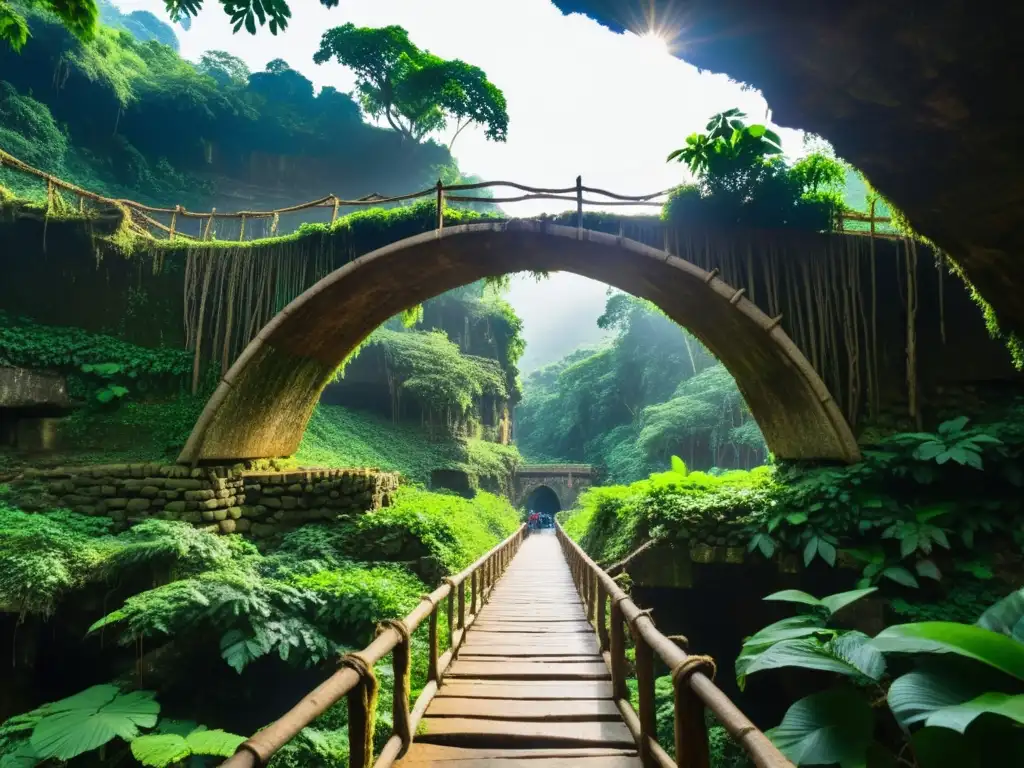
[528,511,539,529]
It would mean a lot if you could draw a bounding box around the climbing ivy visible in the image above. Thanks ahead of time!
[0,314,192,403]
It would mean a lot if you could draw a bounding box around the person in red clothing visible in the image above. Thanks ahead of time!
[528,511,539,529]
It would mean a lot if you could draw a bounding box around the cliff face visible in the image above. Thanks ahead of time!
[553,1,1024,340]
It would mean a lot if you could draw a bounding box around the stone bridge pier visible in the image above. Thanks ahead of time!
[513,464,594,512]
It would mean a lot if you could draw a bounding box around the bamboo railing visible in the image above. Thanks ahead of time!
[556,524,793,768]
[0,146,891,244]
[219,525,526,768]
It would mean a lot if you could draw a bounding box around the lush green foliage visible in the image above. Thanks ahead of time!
[0,313,192,405]
[560,459,774,564]
[664,108,846,231]
[0,481,517,766]
[0,8,452,207]
[747,414,1024,583]
[368,328,508,425]
[739,587,1024,767]
[313,23,508,149]
[517,293,766,483]
[296,404,521,488]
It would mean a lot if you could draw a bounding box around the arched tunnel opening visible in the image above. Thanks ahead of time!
[524,485,561,520]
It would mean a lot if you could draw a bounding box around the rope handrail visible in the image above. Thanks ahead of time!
[219,524,526,768]
[0,144,892,246]
[555,522,793,768]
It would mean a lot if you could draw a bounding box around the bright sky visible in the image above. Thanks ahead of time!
[113,0,810,372]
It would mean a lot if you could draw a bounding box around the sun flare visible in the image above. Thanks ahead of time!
[637,30,672,57]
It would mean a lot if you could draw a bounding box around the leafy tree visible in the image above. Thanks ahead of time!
[516,293,766,481]
[664,107,845,231]
[313,23,508,148]
[198,49,250,87]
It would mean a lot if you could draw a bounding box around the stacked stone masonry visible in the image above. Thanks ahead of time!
[14,463,400,537]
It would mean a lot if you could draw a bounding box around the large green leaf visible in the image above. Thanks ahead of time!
[30,687,159,761]
[871,622,1024,681]
[764,589,821,608]
[131,734,192,767]
[820,588,877,616]
[976,588,1024,642]
[735,616,828,687]
[129,727,244,768]
[887,668,985,729]
[744,632,885,682]
[925,692,1024,733]
[762,588,876,617]
[186,728,246,757]
[767,687,874,766]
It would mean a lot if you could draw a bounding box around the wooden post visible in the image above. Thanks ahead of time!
[636,635,657,767]
[470,571,478,616]
[203,209,216,241]
[436,180,444,230]
[428,608,440,683]
[331,196,340,224]
[674,677,711,768]
[238,214,246,242]
[458,581,466,629]
[168,208,177,241]
[447,589,455,647]
[575,175,583,234]
[610,601,628,701]
[597,583,609,651]
[347,682,373,768]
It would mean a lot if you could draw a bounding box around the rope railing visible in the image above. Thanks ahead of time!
[555,523,793,768]
[219,524,526,768]
[1,146,889,246]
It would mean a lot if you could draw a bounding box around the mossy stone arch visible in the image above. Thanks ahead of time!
[179,221,860,464]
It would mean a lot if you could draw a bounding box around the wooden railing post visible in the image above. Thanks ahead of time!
[458,580,466,629]
[597,582,609,652]
[610,600,629,701]
[635,633,657,768]
[342,654,378,768]
[447,586,456,644]
[436,180,444,230]
[576,175,583,234]
[470,570,478,616]
[674,674,711,768]
[428,608,440,685]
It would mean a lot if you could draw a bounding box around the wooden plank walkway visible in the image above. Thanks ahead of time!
[398,530,641,767]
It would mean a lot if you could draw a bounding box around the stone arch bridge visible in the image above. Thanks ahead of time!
[513,464,595,510]
[178,221,861,466]
[176,219,1015,467]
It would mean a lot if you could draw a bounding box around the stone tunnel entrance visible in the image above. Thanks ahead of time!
[524,485,561,517]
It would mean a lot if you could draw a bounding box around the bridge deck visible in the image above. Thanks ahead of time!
[398,530,641,767]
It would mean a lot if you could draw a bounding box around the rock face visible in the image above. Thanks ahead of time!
[552,0,1024,339]
[0,367,70,410]
[10,464,400,538]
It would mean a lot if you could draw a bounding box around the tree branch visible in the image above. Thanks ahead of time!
[447,117,469,151]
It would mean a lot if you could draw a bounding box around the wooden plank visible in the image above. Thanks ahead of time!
[446,660,610,680]
[397,744,640,765]
[471,622,594,633]
[462,636,599,652]
[399,753,641,766]
[418,718,636,748]
[458,654,604,664]
[426,697,621,721]
[435,679,614,700]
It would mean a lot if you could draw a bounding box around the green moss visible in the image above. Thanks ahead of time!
[295,404,520,487]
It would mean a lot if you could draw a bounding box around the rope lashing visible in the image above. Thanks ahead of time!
[339,650,380,767]
[667,634,689,650]
[670,654,717,685]
[419,594,435,607]
[339,650,376,680]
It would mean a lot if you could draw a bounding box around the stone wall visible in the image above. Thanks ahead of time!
[12,463,400,538]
